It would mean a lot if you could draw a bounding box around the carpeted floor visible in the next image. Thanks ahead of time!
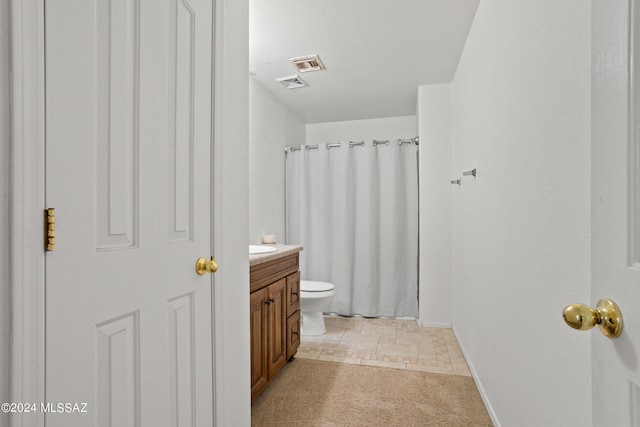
[251,358,493,427]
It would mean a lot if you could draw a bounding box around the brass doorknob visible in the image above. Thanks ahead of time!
[562,298,622,339]
[196,256,218,275]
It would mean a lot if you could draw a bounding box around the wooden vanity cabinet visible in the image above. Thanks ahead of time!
[250,253,301,401]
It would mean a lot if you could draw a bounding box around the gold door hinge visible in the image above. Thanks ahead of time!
[45,208,55,251]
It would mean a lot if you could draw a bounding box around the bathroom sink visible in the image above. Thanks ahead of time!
[249,245,277,255]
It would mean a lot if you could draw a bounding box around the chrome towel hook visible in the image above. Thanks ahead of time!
[451,179,461,186]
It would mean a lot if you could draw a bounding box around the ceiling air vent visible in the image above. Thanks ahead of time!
[290,54,326,73]
[276,75,308,89]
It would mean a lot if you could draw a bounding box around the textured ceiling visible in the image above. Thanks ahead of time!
[249,0,480,124]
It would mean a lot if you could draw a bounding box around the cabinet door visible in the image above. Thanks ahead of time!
[250,288,268,400]
[286,271,300,317]
[286,310,301,360]
[267,279,287,379]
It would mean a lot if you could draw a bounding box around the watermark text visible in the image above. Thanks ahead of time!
[1,402,88,414]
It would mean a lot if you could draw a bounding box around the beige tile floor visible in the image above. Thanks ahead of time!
[297,315,472,376]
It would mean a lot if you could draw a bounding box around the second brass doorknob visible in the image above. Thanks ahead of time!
[562,298,622,339]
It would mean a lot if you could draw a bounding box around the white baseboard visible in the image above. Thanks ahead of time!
[452,325,501,427]
[419,321,452,328]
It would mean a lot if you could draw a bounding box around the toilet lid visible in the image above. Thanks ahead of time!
[300,280,334,292]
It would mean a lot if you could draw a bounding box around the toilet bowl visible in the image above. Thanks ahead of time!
[300,280,335,336]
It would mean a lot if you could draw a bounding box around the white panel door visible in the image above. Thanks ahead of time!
[44,0,214,426]
[592,1,640,425]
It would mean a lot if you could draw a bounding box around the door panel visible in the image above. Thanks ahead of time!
[268,279,287,378]
[44,1,214,426]
[592,1,640,425]
[286,310,300,360]
[286,271,300,317]
[167,293,196,426]
[95,313,139,427]
[95,0,138,251]
[250,288,268,400]
[168,0,195,243]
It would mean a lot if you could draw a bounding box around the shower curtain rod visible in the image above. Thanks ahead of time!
[284,136,419,153]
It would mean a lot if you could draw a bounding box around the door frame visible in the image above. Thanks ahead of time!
[9,1,250,426]
[9,1,46,426]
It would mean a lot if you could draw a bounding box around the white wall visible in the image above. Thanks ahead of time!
[249,79,305,244]
[417,85,452,327]
[0,2,10,426]
[305,116,416,145]
[450,1,591,426]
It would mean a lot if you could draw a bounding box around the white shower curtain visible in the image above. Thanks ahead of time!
[286,141,419,318]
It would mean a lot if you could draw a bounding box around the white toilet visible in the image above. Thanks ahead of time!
[300,280,335,336]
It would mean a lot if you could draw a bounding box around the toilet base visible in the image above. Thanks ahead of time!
[301,311,326,336]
